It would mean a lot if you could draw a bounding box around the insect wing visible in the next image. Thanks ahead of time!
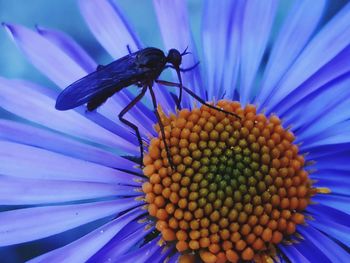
[55,53,144,110]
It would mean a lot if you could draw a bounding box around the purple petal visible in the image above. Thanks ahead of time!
[256,0,326,107]
[3,23,86,88]
[0,176,141,205]
[300,120,350,149]
[0,77,137,153]
[36,25,97,73]
[0,141,142,185]
[153,0,204,107]
[279,244,311,263]
[168,253,180,263]
[307,204,350,247]
[310,219,350,247]
[263,2,350,110]
[312,194,350,215]
[145,245,173,263]
[116,237,162,263]
[28,208,145,263]
[78,0,141,59]
[292,234,331,263]
[276,45,350,117]
[202,1,244,100]
[239,0,278,104]
[88,221,153,261]
[221,1,245,99]
[308,204,350,227]
[290,76,350,141]
[0,199,143,246]
[0,119,138,172]
[312,151,350,172]
[311,169,350,196]
[298,225,350,263]
[303,143,350,160]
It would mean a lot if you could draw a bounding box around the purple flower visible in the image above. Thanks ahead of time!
[1,0,350,262]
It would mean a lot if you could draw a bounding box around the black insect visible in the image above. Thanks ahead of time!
[55,47,239,169]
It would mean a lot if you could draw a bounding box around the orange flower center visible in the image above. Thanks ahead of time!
[142,100,316,263]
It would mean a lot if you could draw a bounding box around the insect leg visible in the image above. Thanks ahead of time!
[148,85,175,171]
[175,68,183,110]
[180,61,200,72]
[155,79,241,119]
[126,44,132,54]
[119,86,148,167]
[166,62,199,72]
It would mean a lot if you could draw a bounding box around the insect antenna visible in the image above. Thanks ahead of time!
[180,46,191,56]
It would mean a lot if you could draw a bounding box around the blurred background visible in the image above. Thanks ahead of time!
[0,0,348,261]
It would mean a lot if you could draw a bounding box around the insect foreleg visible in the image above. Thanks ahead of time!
[119,86,148,167]
[155,80,241,119]
[166,62,200,72]
[175,69,183,110]
[148,85,175,171]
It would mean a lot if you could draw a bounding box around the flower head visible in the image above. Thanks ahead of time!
[1,0,350,262]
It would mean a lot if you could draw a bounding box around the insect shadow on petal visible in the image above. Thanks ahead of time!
[55,47,240,170]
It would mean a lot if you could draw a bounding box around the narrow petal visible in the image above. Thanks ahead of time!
[276,45,350,116]
[0,119,138,172]
[310,219,350,247]
[0,176,140,205]
[35,25,97,73]
[264,2,350,110]
[115,237,161,263]
[283,73,350,140]
[292,234,331,263]
[221,1,245,99]
[0,141,142,184]
[153,0,204,107]
[313,153,350,172]
[312,195,350,215]
[298,225,350,263]
[307,204,350,246]
[0,77,137,153]
[296,91,350,142]
[279,244,311,263]
[78,0,141,59]
[145,245,173,263]
[88,222,153,261]
[239,0,278,104]
[28,208,144,263]
[311,169,350,195]
[256,0,326,106]
[168,253,180,263]
[0,199,143,246]
[3,23,86,88]
[302,142,350,159]
[202,1,245,100]
[301,121,350,149]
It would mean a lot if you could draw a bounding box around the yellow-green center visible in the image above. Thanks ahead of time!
[142,100,316,263]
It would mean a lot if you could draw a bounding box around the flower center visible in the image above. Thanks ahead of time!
[142,100,315,263]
